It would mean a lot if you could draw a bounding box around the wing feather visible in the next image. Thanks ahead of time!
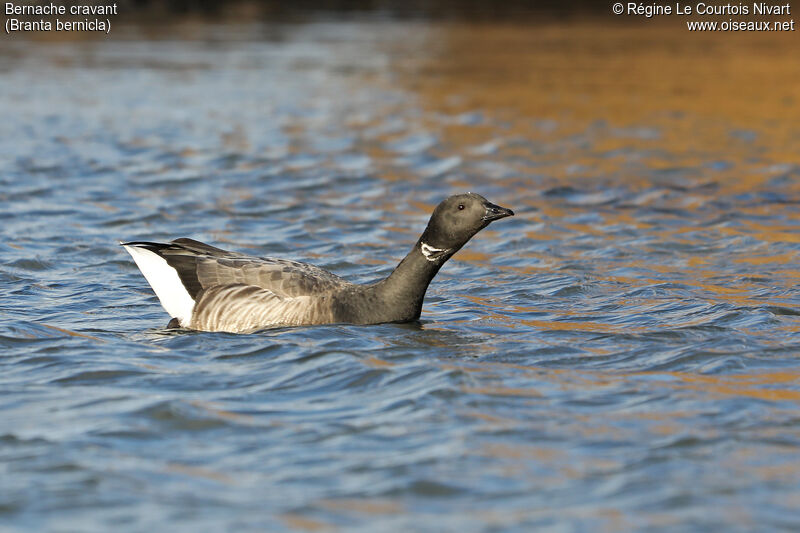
[153,239,351,298]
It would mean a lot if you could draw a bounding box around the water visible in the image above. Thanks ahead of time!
[2,20,800,532]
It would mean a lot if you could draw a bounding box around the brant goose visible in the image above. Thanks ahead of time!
[122,192,513,333]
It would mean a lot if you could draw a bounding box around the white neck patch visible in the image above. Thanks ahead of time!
[420,241,450,262]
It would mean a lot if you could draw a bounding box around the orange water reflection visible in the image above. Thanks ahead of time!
[452,360,800,404]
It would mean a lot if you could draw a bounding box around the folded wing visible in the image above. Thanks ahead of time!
[128,238,351,299]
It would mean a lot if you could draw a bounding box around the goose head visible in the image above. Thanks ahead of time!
[418,192,514,261]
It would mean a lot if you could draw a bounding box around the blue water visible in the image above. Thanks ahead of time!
[2,21,800,532]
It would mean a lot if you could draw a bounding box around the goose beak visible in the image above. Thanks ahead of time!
[482,201,514,222]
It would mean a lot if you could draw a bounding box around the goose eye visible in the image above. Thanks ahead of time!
[458,204,465,210]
